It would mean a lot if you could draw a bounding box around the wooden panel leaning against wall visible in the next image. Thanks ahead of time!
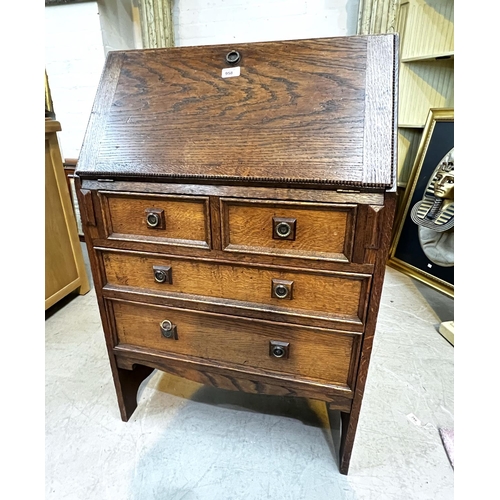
[45,119,90,310]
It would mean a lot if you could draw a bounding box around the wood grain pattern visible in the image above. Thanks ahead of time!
[82,179,386,205]
[364,205,384,249]
[363,34,398,187]
[75,36,397,188]
[101,250,371,326]
[99,191,210,248]
[75,35,399,475]
[101,286,367,333]
[92,237,376,274]
[111,299,357,388]
[337,191,397,474]
[79,189,96,226]
[114,346,354,406]
[209,196,222,250]
[77,52,123,175]
[221,198,356,262]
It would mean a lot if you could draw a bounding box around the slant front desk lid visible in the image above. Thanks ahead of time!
[76,34,398,189]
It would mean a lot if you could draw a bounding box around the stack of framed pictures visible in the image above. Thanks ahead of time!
[388,108,454,298]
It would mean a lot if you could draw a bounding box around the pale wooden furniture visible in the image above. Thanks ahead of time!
[76,35,398,474]
[439,321,454,346]
[395,0,454,185]
[45,119,90,309]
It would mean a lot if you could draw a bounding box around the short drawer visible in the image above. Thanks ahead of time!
[221,198,357,262]
[110,299,359,388]
[101,250,371,328]
[98,191,211,249]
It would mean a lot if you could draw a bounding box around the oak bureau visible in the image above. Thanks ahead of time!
[76,34,398,474]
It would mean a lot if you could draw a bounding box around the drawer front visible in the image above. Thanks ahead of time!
[99,191,211,248]
[102,251,371,327]
[221,198,356,262]
[111,300,358,387]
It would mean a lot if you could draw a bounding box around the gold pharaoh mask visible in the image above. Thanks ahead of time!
[410,148,454,232]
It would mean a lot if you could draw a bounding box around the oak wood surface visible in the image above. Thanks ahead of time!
[101,287,368,334]
[221,198,356,262]
[92,238,376,274]
[75,36,397,189]
[101,250,371,325]
[99,191,210,248]
[75,34,399,475]
[114,346,354,406]
[362,35,398,186]
[111,299,358,387]
[337,191,397,474]
[81,179,386,205]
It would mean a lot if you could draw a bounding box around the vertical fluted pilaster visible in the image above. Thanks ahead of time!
[138,0,174,48]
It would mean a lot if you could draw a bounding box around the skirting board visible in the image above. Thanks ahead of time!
[439,320,454,346]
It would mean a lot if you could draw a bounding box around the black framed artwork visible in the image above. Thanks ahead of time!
[389,108,454,298]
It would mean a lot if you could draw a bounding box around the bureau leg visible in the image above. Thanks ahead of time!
[112,364,154,422]
[326,405,356,475]
[339,411,353,475]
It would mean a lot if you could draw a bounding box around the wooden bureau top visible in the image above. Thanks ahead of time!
[76,34,398,190]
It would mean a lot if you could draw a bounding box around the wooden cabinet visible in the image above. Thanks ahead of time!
[45,119,90,309]
[76,35,398,474]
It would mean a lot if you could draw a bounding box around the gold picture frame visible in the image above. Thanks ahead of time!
[388,108,454,298]
[45,69,55,119]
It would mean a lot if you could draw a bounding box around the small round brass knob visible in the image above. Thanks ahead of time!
[226,50,240,64]
[160,320,173,338]
[275,221,292,238]
[154,270,167,283]
[146,213,160,228]
[274,284,289,299]
[272,345,286,358]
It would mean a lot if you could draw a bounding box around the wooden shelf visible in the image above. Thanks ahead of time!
[398,0,454,61]
[398,58,454,128]
[395,0,454,186]
[397,127,423,184]
[401,53,454,63]
[398,124,425,129]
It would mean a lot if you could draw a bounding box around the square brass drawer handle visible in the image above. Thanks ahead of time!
[160,319,178,339]
[145,208,165,229]
[153,265,172,284]
[271,279,294,299]
[272,217,296,240]
[269,340,290,359]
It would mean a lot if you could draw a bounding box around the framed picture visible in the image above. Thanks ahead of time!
[388,108,454,298]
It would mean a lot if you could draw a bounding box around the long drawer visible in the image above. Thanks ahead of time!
[110,299,360,389]
[100,250,372,328]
